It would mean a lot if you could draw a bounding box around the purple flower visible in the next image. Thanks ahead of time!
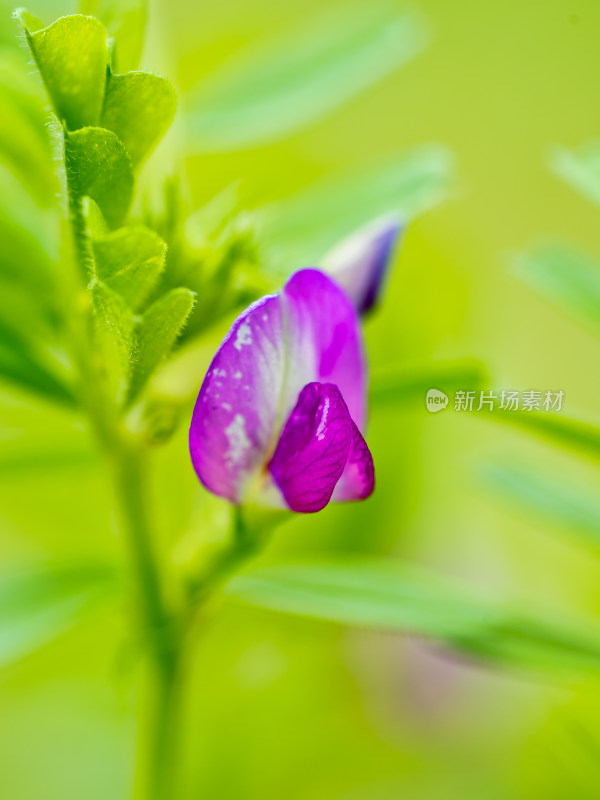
[322,214,402,314]
[189,269,374,513]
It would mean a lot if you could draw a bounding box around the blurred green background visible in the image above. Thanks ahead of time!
[3,0,600,797]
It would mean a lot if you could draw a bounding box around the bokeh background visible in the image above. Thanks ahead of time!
[2,0,600,797]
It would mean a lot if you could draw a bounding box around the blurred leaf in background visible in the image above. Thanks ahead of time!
[79,0,147,72]
[551,140,600,211]
[183,3,427,151]
[482,460,600,554]
[0,563,119,669]
[229,560,600,677]
[262,144,455,270]
[513,244,600,338]
[0,47,71,407]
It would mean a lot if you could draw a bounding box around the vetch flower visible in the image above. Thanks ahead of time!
[189,269,374,513]
[322,214,402,314]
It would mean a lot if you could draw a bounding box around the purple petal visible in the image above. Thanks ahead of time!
[269,382,353,513]
[189,269,369,509]
[281,269,367,430]
[322,215,402,314]
[333,420,375,502]
[189,294,284,503]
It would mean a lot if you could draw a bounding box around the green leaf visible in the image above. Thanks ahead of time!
[490,409,600,464]
[0,389,97,472]
[228,561,600,676]
[0,563,118,668]
[0,49,49,132]
[184,5,426,151]
[513,244,600,337]
[0,276,59,344]
[550,141,600,209]
[16,11,109,130]
[262,145,454,270]
[101,70,176,166]
[91,280,134,404]
[129,287,195,402]
[79,0,147,72]
[0,320,75,405]
[93,225,166,310]
[0,52,57,206]
[65,126,134,228]
[483,461,600,552]
[371,359,487,408]
[0,161,59,284]
[0,439,98,473]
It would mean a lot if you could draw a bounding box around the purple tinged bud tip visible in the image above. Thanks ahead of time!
[322,214,403,314]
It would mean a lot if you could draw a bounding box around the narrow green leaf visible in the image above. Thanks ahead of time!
[513,244,600,337]
[0,563,118,668]
[184,6,426,151]
[0,53,57,206]
[79,0,147,72]
[0,392,97,472]
[0,440,98,473]
[0,49,49,131]
[483,461,600,552]
[263,145,454,270]
[101,71,176,166]
[65,126,134,228]
[0,276,60,344]
[550,141,600,209]
[129,287,195,402]
[489,409,600,463]
[93,225,166,310]
[228,561,600,676]
[91,280,134,404]
[371,359,487,408]
[16,11,109,130]
[0,321,75,405]
[0,160,59,278]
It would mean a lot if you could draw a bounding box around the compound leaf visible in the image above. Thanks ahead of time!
[65,126,134,228]
[93,225,166,310]
[16,11,109,130]
[91,280,134,404]
[129,287,195,402]
[101,70,176,166]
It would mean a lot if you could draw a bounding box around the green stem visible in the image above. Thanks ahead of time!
[112,443,169,660]
[142,651,182,800]
[68,191,94,281]
[186,507,273,608]
[111,441,182,800]
[64,161,183,800]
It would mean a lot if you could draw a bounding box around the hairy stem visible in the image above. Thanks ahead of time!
[112,441,182,800]
[64,162,183,800]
